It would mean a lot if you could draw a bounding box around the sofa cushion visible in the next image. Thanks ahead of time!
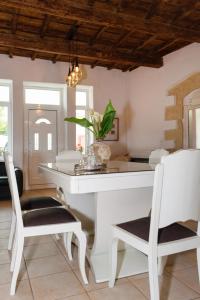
[0,176,9,186]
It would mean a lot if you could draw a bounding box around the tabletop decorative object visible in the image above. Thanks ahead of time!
[64,100,116,166]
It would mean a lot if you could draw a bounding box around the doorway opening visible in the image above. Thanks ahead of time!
[24,82,66,189]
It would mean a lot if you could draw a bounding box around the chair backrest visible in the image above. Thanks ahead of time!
[149,148,169,165]
[150,150,200,235]
[56,150,82,162]
[4,152,23,231]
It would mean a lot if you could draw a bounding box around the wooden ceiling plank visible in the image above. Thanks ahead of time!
[40,14,50,38]
[169,0,197,24]
[114,30,134,47]
[158,39,179,52]
[88,0,95,7]
[89,26,107,46]
[145,0,160,20]
[135,35,156,51]
[11,13,18,34]
[2,0,200,43]
[0,32,162,67]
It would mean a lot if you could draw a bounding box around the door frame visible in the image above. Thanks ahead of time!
[23,82,67,190]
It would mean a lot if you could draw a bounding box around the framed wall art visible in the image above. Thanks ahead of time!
[104,117,119,141]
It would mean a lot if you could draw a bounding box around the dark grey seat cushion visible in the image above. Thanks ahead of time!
[23,207,76,227]
[21,196,62,210]
[117,217,196,243]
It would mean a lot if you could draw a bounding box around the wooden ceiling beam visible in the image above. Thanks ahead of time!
[145,0,160,20]
[91,60,98,68]
[31,52,37,60]
[89,26,107,46]
[52,54,60,64]
[114,30,134,47]
[40,15,50,38]
[11,13,18,34]
[170,0,197,23]
[8,50,13,58]
[2,1,200,43]
[135,35,156,51]
[88,0,95,7]
[0,32,162,67]
[128,65,137,72]
[157,39,179,53]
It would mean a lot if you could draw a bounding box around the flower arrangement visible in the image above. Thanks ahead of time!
[64,100,116,140]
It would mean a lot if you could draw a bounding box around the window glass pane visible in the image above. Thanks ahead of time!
[76,109,86,153]
[196,108,200,148]
[188,109,193,148]
[47,133,52,150]
[76,109,85,118]
[25,88,60,105]
[35,118,51,124]
[76,91,86,106]
[0,86,9,102]
[0,106,8,156]
[34,133,39,150]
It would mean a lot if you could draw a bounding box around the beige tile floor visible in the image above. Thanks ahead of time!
[0,189,200,299]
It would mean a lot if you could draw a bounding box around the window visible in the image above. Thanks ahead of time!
[75,86,93,153]
[24,85,60,106]
[0,80,12,159]
[188,106,200,148]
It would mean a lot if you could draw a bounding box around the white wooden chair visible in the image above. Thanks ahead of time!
[3,152,65,259]
[109,149,200,300]
[149,148,169,165]
[4,153,88,295]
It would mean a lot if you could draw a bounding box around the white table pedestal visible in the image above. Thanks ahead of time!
[40,162,154,282]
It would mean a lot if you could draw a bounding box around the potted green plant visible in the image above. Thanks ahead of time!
[64,100,116,164]
[64,100,116,140]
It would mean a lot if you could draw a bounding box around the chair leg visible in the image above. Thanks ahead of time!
[8,212,16,251]
[148,254,160,300]
[197,248,200,282]
[10,230,17,272]
[108,237,119,288]
[10,236,24,295]
[158,256,168,275]
[63,232,73,261]
[74,230,88,284]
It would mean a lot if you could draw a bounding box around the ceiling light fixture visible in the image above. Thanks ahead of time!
[66,57,82,88]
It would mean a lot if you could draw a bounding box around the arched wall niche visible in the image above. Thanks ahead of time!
[165,72,200,150]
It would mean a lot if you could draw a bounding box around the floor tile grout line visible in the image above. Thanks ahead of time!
[23,253,42,300]
[170,269,200,295]
[53,238,90,288]
[127,276,149,299]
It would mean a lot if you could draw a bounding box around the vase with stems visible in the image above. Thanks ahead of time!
[64,100,116,166]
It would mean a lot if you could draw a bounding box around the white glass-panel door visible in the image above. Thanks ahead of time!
[28,109,57,185]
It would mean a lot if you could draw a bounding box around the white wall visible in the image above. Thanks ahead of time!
[1,42,199,166]
[0,54,128,167]
[127,42,200,157]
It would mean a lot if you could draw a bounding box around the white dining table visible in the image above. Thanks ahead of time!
[39,160,154,283]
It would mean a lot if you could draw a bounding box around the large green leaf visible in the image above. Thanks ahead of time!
[64,117,92,128]
[99,100,116,138]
